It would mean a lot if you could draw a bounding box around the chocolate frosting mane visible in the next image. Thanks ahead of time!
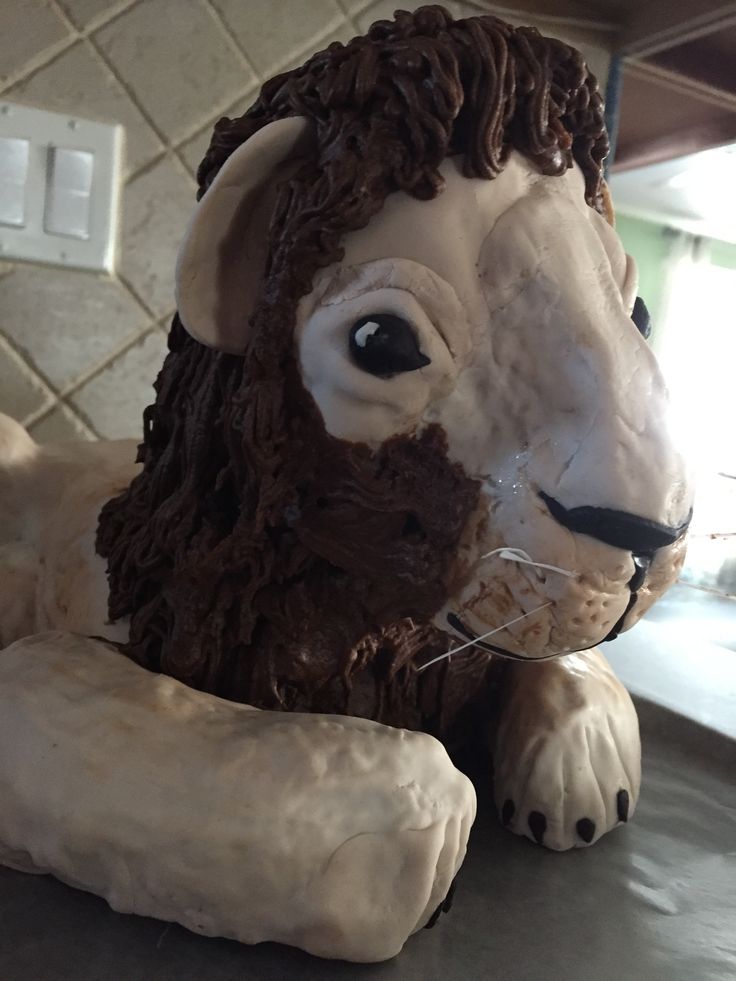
[96,5,608,746]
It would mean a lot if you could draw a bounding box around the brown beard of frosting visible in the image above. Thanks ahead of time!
[99,335,505,748]
[236,372,494,740]
[97,4,608,747]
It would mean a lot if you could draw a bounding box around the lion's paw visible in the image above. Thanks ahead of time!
[493,673,641,851]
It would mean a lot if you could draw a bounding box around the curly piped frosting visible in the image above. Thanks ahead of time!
[97,6,608,747]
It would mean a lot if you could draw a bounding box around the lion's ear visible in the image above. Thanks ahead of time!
[175,116,315,355]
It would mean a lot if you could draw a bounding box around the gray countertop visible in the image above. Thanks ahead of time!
[1,698,734,981]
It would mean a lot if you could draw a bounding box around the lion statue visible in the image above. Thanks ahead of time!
[0,5,692,964]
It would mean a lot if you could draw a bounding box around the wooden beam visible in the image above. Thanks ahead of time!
[649,33,736,97]
[612,61,736,171]
[619,0,736,57]
[613,120,736,172]
[475,1,620,34]
[625,59,736,112]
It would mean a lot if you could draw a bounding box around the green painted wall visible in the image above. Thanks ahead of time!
[614,213,673,327]
[615,214,736,348]
[710,238,736,270]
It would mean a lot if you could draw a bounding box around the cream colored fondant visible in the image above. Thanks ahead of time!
[176,116,315,354]
[0,414,137,648]
[0,103,694,964]
[292,153,693,658]
[493,647,641,850]
[0,631,475,963]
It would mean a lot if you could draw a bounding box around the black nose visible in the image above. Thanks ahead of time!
[539,491,691,557]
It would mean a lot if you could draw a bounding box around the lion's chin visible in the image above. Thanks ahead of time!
[433,577,635,660]
[441,610,563,661]
[433,523,689,659]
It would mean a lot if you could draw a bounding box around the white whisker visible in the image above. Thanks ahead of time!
[482,546,578,579]
[416,602,552,672]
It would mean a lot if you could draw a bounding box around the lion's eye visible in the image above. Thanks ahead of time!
[349,314,431,378]
[631,297,651,339]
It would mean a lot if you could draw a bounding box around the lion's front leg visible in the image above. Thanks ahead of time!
[492,649,640,851]
[0,631,475,963]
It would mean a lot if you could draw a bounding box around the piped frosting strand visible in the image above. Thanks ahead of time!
[482,547,578,579]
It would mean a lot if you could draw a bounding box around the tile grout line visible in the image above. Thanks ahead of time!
[200,0,264,85]
[123,78,261,186]
[82,37,176,161]
[172,82,262,150]
[335,0,364,34]
[56,322,162,404]
[0,344,59,427]
[202,0,348,86]
[265,20,353,79]
[55,0,143,35]
[82,15,250,188]
[168,86,263,180]
[24,397,100,440]
[1,267,160,425]
[0,35,78,96]
[121,144,196,188]
[2,4,173,191]
[122,147,170,185]
[170,146,201,184]
[113,268,173,323]
[3,0,359,442]
[3,0,185,427]
[48,0,266,177]
[0,329,62,401]
[58,397,104,440]
[4,278,163,419]
[0,0,142,97]
[11,318,155,428]
[343,0,380,20]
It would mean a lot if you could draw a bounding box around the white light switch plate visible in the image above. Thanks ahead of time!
[0,102,122,272]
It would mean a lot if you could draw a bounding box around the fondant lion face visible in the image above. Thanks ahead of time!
[177,136,692,664]
[294,152,692,660]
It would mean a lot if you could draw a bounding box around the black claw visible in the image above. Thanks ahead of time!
[424,879,457,930]
[528,811,547,844]
[617,789,630,823]
[576,817,596,843]
[501,799,515,826]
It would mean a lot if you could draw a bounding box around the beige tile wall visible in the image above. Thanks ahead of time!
[0,0,610,442]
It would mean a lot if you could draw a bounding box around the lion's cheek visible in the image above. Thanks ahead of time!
[444,572,631,658]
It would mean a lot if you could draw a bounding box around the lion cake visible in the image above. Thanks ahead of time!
[0,5,692,964]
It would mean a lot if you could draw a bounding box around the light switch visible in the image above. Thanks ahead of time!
[44,145,94,240]
[0,103,121,271]
[0,135,30,227]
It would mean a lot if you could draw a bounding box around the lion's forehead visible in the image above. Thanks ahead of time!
[321,152,616,328]
[295,149,691,533]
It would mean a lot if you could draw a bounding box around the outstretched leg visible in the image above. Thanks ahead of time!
[0,413,138,646]
[492,648,640,850]
[0,631,475,963]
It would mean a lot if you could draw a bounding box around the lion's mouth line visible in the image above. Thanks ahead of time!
[441,519,665,661]
[445,612,561,662]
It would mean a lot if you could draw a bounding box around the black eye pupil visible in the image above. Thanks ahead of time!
[632,296,651,339]
[349,313,431,378]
